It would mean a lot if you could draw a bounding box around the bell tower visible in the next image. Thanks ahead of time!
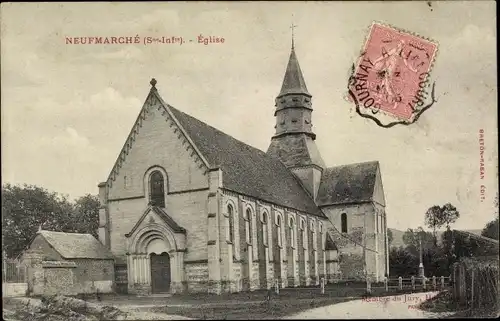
[267,35,324,200]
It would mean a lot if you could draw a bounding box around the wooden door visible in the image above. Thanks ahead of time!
[150,252,171,293]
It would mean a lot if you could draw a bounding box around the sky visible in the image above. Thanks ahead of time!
[1,1,498,231]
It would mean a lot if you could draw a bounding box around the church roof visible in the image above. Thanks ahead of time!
[267,134,325,168]
[278,48,311,97]
[167,105,324,217]
[36,230,114,260]
[316,161,379,206]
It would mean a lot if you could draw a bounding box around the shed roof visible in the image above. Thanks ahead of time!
[37,230,114,260]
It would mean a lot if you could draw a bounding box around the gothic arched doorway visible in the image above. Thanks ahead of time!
[150,252,171,293]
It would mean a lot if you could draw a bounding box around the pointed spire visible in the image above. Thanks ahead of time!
[278,47,310,98]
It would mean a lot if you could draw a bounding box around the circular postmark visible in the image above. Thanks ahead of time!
[347,22,439,128]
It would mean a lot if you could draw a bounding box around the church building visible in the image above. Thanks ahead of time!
[97,43,389,295]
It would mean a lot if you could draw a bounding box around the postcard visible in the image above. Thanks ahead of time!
[1,1,498,319]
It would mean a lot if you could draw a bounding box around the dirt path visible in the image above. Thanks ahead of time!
[283,291,456,319]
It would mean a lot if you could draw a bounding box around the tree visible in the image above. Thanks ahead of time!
[387,228,393,246]
[402,227,434,253]
[481,194,499,240]
[389,247,418,277]
[481,216,499,240]
[2,184,72,257]
[422,246,449,276]
[441,203,460,230]
[440,228,457,273]
[424,203,460,245]
[72,194,100,238]
[424,205,442,245]
[1,184,100,258]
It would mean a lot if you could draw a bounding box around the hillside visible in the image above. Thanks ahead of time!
[388,228,484,248]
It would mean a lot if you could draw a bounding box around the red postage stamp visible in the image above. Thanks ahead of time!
[348,22,438,123]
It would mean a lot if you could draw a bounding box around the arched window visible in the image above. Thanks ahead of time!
[300,219,307,249]
[277,215,283,247]
[311,221,317,250]
[245,208,252,245]
[289,217,295,248]
[150,170,165,207]
[262,212,269,246]
[228,205,235,243]
[319,223,324,250]
[341,213,348,233]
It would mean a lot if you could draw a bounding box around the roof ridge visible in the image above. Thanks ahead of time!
[326,160,379,169]
[38,230,113,259]
[105,87,212,184]
[153,91,211,169]
[167,103,323,216]
[40,230,92,236]
[105,90,153,184]
[166,104,269,157]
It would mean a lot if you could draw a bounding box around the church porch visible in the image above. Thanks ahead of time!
[125,206,187,295]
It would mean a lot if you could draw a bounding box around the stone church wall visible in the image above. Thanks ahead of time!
[108,198,146,256]
[104,96,211,263]
[107,190,209,262]
[184,261,209,293]
[106,100,208,201]
[322,203,386,281]
[232,262,242,292]
[217,191,328,292]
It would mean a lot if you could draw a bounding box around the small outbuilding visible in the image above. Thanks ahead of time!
[25,230,115,294]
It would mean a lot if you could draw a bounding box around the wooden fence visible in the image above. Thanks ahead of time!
[269,275,452,296]
[365,275,451,294]
[452,258,499,314]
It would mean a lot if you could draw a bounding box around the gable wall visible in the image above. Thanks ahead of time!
[372,165,388,276]
[107,100,208,200]
[105,97,210,262]
[372,166,386,206]
[108,190,208,262]
[374,202,388,277]
[27,235,64,261]
[322,203,384,280]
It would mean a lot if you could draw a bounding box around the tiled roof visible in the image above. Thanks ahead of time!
[278,48,311,97]
[267,134,325,168]
[38,230,114,260]
[167,105,324,217]
[317,161,379,206]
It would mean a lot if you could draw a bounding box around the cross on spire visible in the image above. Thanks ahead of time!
[290,22,298,49]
